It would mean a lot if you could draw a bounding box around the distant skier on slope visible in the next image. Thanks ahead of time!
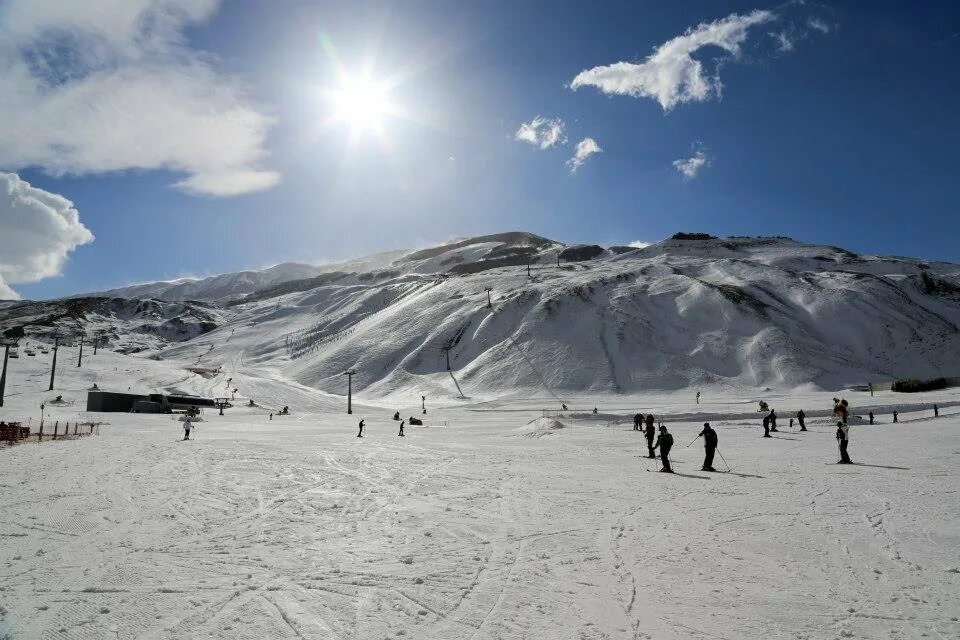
[796,409,806,431]
[633,413,643,431]
[934,404,939,417]
[398,420,405,437]
[696,391,701,405]
[869,411,874,425]
[653,425,674,473]
[644,419,656,458]
[836,421,852,464]
[893,410,899,423]
[357,419,365,438]
[762,414,771,438]
[698,422,718,472]
[183,417,193,441]
[768,409,778,432]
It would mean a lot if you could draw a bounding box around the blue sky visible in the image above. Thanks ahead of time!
[2,0,959,300]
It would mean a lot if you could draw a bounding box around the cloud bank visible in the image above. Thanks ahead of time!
[0,173,94,300]
[570,10,775,110]
[566,138,602,173]
[515,116,567,149]
[0,0,278,197]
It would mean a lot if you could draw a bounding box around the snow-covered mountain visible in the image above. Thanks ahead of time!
[9,232,960,396]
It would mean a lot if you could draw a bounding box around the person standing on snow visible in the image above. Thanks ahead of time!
[893,410,899,423]
[696,391,701,405]
[934,404,939,418]
[869,411,874,425]
[768,409,778,432]
[398,419,405,437]
[698,422,718,472]
[182,417,193,441]
[644,419,656,458]
[797,409,806,431]
[633,413,641,431]
[836,421,852,464]
[762,414,771,438]
[357,419,365,438]
[653,425,674,473]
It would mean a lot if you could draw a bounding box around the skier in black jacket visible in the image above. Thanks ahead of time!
[762,414,771,438]
[653,425,674,473]
[698,422,718,471]
[644,420,656,458]
[768,409,778,432]
[357,419,365,438]
[797,409,806,431]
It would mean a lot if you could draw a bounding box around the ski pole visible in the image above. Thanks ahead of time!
[686,434,702,447]
[716,448,731,472]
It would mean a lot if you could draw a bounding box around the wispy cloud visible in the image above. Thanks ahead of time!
[807,17,832,34]
[673,148,710,180]
[570,10,775,110]
[515,116,567,149]
[0,172,94,299]
[566,137,602,173]
[0,0,278,197]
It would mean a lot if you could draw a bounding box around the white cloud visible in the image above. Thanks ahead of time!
[773,31,795,52]
[566,137,602,173]
[673,150,710,180]
[807,18,831,34]
[0,0,278,197]
[515,116,567,149]
[0,172,94,299]
[628,241,651,249]
[570,10,775,110]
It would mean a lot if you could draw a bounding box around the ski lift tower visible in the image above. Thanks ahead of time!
[0,338,17,408]
[344,369,356,414]
[76,330,86,367]
[48,333,61,391]
[214,397,230,416]
[484,287,493,308]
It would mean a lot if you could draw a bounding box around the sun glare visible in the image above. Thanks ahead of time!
[329,76,392,135]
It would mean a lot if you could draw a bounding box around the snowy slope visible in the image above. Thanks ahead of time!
[11,233,960,400]
[152,234,960,399]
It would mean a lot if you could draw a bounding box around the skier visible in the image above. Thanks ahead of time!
[836,399,849,424]
[698,422,718,472]
[869,411,874,425]
[789,418,794,429]
[398,420,405,437]
[644,419,656,458]
[868,382,874,397]
[893,410,899,423]
[934,404,939,417]
[836,421,852,464]
[797,409,806,431]
[357,419,365,438]
[269,413,273,421]
[182,417,192,441]
[762,414,771,438]
[633,413,643,431]
[593,407,598,415]
[652,425,674,473]
[768,409,778,432]
[696,391,701,405]
[393,411,400,421]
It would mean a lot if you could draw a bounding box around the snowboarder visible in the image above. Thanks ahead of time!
[768,409,778,432]
[183,418,192,441]
[357,419,365,438]
[869,411,874,425]
[652,425,674,473]
[797,409,806,431]
[398,420,405,437]
[934,404,939,417]
[644,419,656,458]
[893,410,899,424]
[698,422,718,472]
[836,421,852,464]
[696,391,701,405]
[762,414,771,438]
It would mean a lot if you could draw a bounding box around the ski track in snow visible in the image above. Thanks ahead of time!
[0,352,959,639]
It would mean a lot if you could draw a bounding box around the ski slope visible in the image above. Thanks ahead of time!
[1,351,959,639]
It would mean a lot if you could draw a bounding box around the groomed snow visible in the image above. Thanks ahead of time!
[1,350,959,639]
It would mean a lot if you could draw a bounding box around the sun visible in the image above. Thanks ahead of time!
[328,75,393,135]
